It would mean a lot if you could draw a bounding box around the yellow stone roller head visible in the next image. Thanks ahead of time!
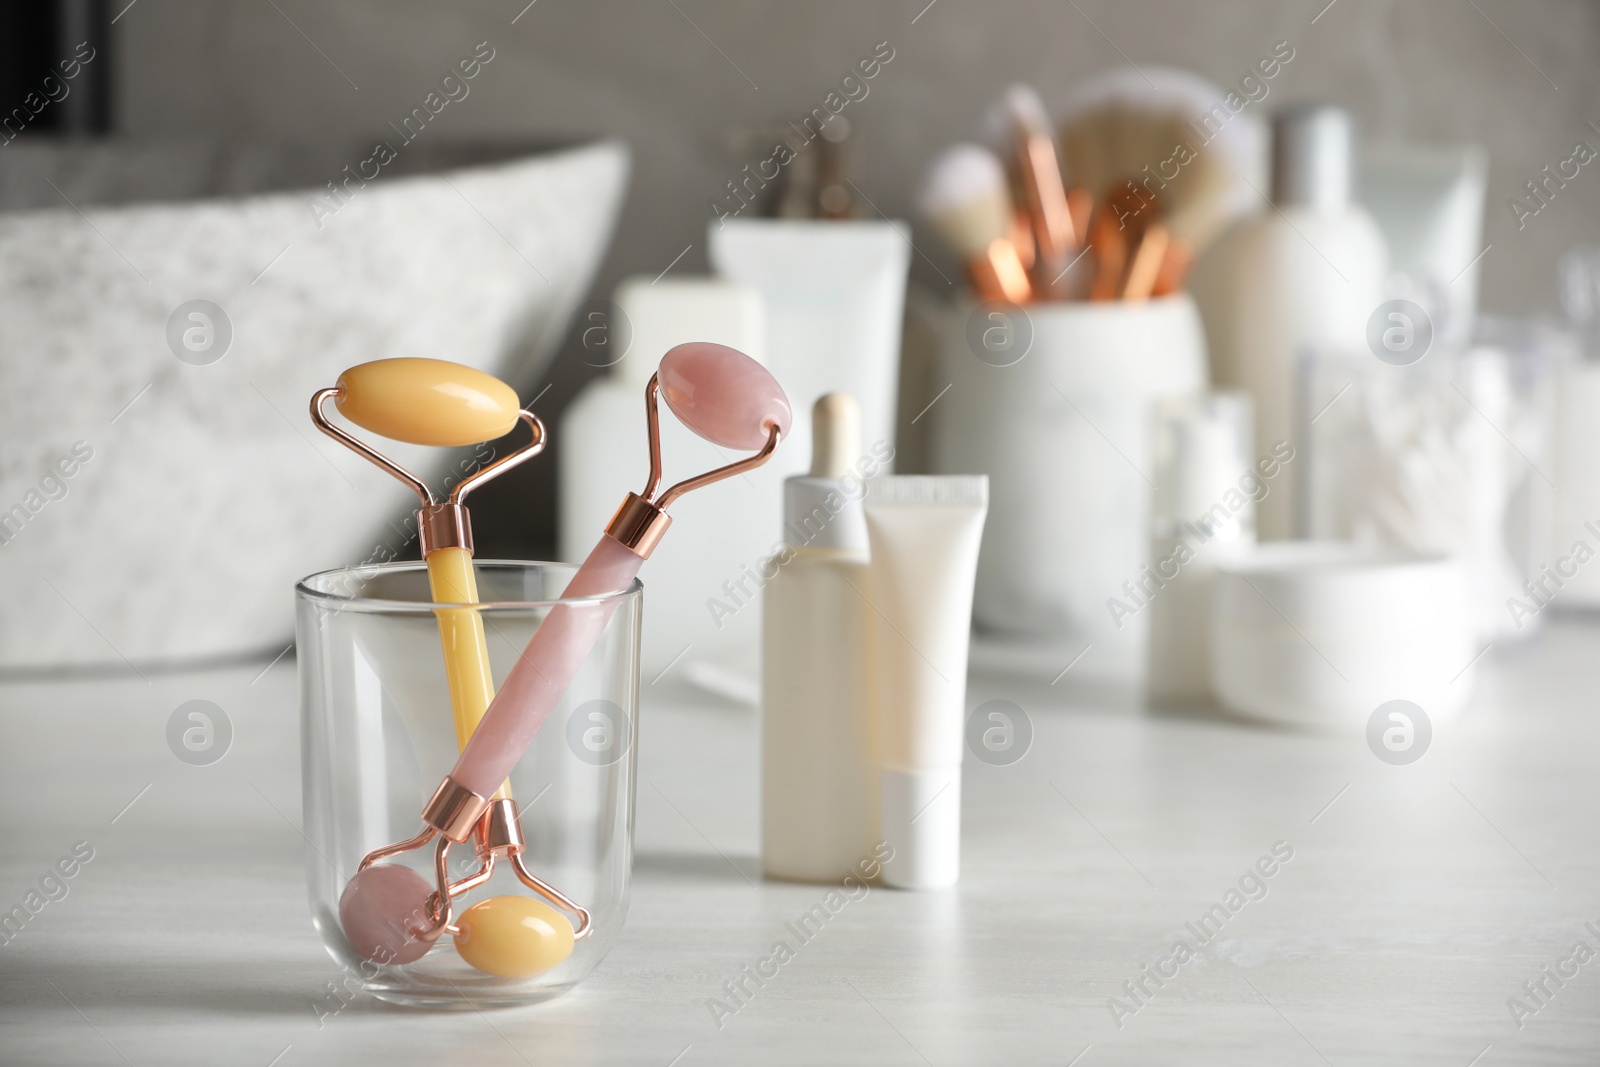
[335,358,521,447]
[453,895,576,978]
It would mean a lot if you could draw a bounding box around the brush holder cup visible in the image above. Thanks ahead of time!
[930,294,1207,656]
[295,560,641,1008]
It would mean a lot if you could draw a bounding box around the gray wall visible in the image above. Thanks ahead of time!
[114,0,1600,553]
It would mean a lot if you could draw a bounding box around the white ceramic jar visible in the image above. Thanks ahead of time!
[930,294,1208,650]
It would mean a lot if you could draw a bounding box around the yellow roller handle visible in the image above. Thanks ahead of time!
[425,546,512,802]
[333,357,523,799]
[431,547,577,976]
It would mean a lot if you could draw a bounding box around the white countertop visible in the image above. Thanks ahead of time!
[2,620,1598,1066]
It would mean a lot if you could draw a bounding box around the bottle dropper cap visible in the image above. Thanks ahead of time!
[783,392,868,551]
[809,392,859,478]
[1270,103,1355,212]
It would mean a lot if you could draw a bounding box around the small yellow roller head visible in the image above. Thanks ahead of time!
[453,895,576,978]
[335,358,521,447]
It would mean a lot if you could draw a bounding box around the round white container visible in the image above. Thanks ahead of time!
[931,295,1207,646]
[1210,542,1476,729]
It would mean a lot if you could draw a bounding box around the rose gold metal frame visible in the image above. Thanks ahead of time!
[604,373,782,556]
[453,798,594,939]
[351,777,493,947]
[309,386,547,556]
[351,802,593,945]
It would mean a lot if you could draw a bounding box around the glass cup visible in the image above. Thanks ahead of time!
[295,560,641,1008]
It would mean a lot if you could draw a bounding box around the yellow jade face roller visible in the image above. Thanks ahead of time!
[312,358,588,975]
[317,358,532,766]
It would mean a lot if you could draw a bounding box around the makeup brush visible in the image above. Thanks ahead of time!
[1010,207,1036,271]
[919,143,1033,304]
[1067,187,1093,249]
[1122,222,1171,302]
[1084,185,1151,301]
[1056,67,1265,253]
[1021,131,1076,291]
[1087,204,1127,302]
[983,84,1077,296]
[979,83,1048,204]
[1151,237,1195,297]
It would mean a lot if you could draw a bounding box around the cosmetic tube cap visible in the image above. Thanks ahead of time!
[879,767,960,889]
[1271,103,1354,212]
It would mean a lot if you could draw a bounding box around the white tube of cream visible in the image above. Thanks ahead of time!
[709,219,910,483]
[864,475,988,889]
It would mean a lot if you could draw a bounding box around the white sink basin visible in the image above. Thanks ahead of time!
[0,138,629,669]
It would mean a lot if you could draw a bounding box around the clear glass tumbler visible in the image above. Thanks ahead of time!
[295,560,641,1008]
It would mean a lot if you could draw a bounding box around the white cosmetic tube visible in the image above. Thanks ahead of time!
[709,219,910,483]
[1358,145,1488,346]
[864,475,988,890]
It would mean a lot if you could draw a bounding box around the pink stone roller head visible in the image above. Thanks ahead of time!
[658,341,792,450]
[338,863,437,965]
[339,343,789,964]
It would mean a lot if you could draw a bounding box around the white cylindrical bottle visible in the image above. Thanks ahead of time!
[1195,104,1387,540]
[761,393,878,882]
[1146,392,1255,705]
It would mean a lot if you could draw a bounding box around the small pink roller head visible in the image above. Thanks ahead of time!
[658,342,791,450]
[338,864,439,965]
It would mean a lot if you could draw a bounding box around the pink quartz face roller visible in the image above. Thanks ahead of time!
[338,342,791,966]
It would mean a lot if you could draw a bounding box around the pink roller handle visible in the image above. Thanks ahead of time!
[448,344,788,799]
[449,534,643,797]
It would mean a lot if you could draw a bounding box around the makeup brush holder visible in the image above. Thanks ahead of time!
[930,295,1207,656]
[295,560,641,1008]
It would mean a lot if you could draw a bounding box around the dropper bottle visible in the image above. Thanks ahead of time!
[760,393,878,881]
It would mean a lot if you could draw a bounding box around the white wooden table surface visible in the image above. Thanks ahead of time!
[1,620,1597,1066]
